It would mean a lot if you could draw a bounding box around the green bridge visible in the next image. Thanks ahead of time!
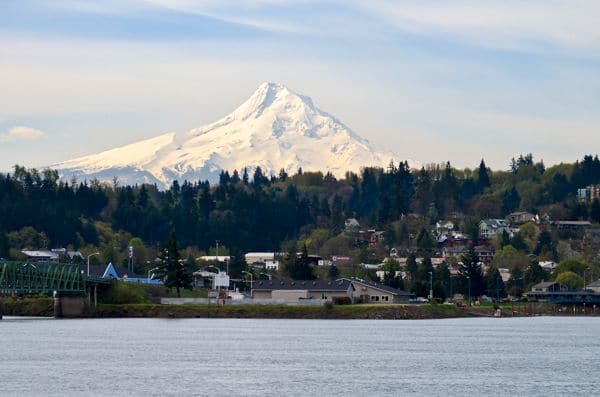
[0,261,110,295]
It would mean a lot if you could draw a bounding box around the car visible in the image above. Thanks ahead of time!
[409,297,429,304]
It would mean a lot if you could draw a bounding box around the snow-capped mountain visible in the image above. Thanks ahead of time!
[54,82,402,188]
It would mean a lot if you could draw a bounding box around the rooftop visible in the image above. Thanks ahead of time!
[341,277,413,296]
[252,279,352,292]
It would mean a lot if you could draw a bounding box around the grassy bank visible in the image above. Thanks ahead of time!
[90,303,497,320]
[0,297,53,316]
[1,297,570,320]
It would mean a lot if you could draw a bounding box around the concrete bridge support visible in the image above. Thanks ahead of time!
[53,292,89,318]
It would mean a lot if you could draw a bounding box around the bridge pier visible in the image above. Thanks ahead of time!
[53,292,89,318]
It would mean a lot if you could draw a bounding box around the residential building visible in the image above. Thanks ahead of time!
[577,185,600,203]
[251,279,353,302]
[435,220,455,233]
[539,261,557,272]
[479,219,511,239]
[554,221,592,231]
[21,249,84,262]
[506,211,535,225]
[264,260,279,270]
[193,270,229,289]
[21,250,59,261]
[79,262,162,284]
[531,281,561,293]
[341,277,414,303]
[344,218,360,231]
[442,246,493,264]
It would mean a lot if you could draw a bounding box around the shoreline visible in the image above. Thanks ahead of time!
[3,298,595,320]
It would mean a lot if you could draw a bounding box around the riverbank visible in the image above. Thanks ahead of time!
[92,302,500,319]
[2,298,583,319]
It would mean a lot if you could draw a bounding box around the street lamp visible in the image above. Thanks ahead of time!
[86,252,100,276]
[466,276,471,306]
[428,271,433,301]
[242,270,253,298]
[584,268,590,290]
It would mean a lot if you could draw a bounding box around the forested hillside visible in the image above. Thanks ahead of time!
[1,154,599,276]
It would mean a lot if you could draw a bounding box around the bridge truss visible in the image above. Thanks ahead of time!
[0,261,89,295]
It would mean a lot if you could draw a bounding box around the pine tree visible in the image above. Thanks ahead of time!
[154,232,193,297]
[459,247,485,300]
[283,243,315,280]
[485,266,507,300]
[477,159,490,192]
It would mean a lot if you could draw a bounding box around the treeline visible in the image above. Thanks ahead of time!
[0,155,599,262]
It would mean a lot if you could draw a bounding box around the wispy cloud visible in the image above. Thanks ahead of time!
[14,1,600,52]
[0,126,46,142]
[358,0,600,54]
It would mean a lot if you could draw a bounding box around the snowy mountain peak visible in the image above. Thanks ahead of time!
[54,83,405,189]
[231,81,316,122]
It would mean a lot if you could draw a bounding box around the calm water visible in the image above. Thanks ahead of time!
[1,316,599,396]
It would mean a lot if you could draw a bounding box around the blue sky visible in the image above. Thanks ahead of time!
[1,0,599,171]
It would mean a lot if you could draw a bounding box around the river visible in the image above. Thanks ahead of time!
[1,317,599,396]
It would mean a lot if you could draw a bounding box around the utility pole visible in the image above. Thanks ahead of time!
[428,271,433,301]
[215,240,220,271]
[467,276,471,306]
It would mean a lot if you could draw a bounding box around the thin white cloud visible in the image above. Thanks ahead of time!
[0,126,46,142]
[358,0,600,53]
[31,0,600,52]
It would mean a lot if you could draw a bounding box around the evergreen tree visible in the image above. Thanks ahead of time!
[330,194,345,234]
[283,243,315,280]
[477,159,490,192]
[485,267,507,300]
[524,261,548,286]
[154,232,193,297]
[459,247,485,300]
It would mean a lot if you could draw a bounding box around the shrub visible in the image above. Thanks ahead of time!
[101,282,148,304]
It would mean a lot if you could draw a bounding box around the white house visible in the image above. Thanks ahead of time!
[479,219,511,240]
[265,260,280,270]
